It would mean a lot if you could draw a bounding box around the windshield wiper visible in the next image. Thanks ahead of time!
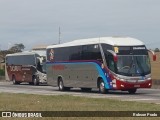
[135,56,145,76]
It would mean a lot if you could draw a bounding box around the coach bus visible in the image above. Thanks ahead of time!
[46,37,156,94]
[6,51,46,85]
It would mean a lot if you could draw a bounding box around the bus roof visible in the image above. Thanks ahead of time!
[47,37,145,49]
[6,51,40,57]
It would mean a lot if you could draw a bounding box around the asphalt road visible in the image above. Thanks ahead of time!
[0,81,160,104]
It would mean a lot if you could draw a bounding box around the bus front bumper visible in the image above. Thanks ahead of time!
[112,79,152,90]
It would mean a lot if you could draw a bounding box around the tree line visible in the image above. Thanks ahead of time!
[0,43,25,62]
[154,48,160,52]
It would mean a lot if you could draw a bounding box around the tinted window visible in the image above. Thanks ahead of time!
[105,52,116,72]
[55,48,70,61]
[81,44,102,61]
[69,46,82,60]
[47,44,102,62]
[6,55,37,65]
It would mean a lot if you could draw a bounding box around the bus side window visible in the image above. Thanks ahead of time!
[106,53,116,72]
[86,44,102,61]
[37,59,42,72]
[69,46,82,60]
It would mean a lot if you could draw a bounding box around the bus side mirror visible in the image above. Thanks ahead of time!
[148,49,156,61]
[153,54,156,61]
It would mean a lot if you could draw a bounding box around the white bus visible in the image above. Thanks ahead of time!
[46,37,156,94]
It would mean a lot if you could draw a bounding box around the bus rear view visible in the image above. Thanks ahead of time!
[46,37,156,94]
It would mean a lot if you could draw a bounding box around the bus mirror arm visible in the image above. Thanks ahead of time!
[107,50,118,62]
[148,49,156,61]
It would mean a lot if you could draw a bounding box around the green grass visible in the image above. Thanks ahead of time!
[0,93,160,111]
[0,93,160,120]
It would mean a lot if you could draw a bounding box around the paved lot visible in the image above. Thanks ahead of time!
[0,81,160,104]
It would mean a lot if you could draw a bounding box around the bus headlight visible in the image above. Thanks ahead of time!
[114,75,126,82]
[145,74,151,80]
[147,77,151,80]
[120,79,126,82]
[120,84,124,87]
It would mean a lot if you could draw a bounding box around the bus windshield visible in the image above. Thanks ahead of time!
[116,55,151,76]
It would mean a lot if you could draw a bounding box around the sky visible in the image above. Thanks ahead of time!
[0,0,160,50]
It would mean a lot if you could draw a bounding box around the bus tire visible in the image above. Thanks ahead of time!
[12,76,20,85]
[58,78,65,91]
[33,76,39,86]
[128,89,137,94]
[99,80,107,94]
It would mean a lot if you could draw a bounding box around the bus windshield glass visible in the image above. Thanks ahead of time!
[116,55,151,76]
[103,45,151,76]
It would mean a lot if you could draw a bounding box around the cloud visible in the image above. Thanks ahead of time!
[0,0,160,50]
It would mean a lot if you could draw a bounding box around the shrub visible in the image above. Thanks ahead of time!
[154,48,160,52]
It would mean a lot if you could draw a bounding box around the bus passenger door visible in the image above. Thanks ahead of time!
[21,66,33,82]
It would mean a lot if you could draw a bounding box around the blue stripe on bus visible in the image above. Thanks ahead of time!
[47,61,112,89]
[93,63,111,89]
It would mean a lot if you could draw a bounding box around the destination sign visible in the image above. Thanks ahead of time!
[133,47,146,50]
[114,45,148,55]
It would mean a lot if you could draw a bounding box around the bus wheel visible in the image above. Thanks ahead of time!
[33,76,39,86]
[12,76,19,85]
[58,78,64,91]
[99,80,107,94]
[128,89,137,94]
